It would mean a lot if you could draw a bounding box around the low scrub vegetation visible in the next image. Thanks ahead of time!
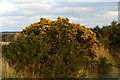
[2,17,119,78]
[92,21,120,68]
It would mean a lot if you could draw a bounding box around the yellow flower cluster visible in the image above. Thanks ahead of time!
[40,25,51,35]
[20,17,98,58]
[23,26,30,31]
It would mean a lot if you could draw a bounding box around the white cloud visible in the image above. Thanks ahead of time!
[62,7,92,12]
[9,2,93,16]
[96,11,118,18]
[8,20,16,25]
[0,17,2,31]
[0,2,16,14]
[0,17,2,21]
[69,17,82,21]
[1,1,118,31]
[2,16,26,20]
[69,17,85,24]
[22,11,34,15]
[7,0,119,2]
[15,3,49,8]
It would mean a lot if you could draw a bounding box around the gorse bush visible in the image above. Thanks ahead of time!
[3,17,98,78]
[97,56,113,78]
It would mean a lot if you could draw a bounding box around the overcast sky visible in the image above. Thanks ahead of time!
[0,0,119,31]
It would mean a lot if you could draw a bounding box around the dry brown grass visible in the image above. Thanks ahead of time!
[1,58,42,78]
[0,42,10,45]
[1,58,22,78]
[1,55,46,78]
[96,44,119,78]
[96,44,112,60]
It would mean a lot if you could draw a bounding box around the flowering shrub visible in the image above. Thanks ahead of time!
[97,56,113,77]
[3,17,98,78]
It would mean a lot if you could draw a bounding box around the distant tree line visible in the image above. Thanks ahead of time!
[91,21,120,48]
[1,33,17,42]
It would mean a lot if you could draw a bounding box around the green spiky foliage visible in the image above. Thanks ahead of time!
[2,17,98,78]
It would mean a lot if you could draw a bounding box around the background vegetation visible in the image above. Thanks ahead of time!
[1,33,17,42]
[91,21,120,68]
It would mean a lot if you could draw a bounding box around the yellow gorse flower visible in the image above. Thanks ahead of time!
[20,16,98,57]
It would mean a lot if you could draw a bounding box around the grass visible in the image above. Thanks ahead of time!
[1,58,42,78]
[0,42,10,45]
[1,58,20,78]
[96,44,119,78]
